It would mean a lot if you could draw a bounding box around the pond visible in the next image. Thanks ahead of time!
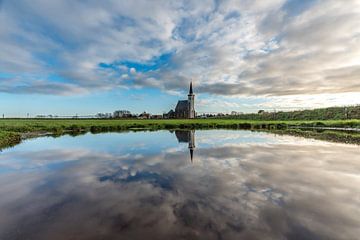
[0,130,359,240]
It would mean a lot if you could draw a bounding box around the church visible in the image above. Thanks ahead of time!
[165,82,196,119]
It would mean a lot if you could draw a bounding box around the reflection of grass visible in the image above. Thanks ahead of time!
[0,119,359,149]
[268,129,360,145]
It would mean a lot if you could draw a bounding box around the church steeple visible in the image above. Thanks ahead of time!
[190,148,194,163]
[189,82,193,95]
[188,130,195,163]
[187,81,195,118]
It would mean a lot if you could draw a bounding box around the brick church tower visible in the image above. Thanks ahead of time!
[188,82,195,119]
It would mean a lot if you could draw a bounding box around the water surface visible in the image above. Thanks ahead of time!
[0,130,359,240]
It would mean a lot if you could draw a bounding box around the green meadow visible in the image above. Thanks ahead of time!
[1,118,360,149]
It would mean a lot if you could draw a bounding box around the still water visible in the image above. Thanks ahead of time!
[0,130,359,240]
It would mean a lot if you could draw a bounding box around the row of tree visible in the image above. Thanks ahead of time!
[221,105,360,120]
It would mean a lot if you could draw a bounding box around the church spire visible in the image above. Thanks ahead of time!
[189,81,193,95]
[190,148,194,163]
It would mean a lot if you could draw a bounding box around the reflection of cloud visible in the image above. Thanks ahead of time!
[0,134,359,239]
[195,130,337,147]
[0,149,111,170]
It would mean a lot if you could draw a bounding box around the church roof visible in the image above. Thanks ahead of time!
[175,100,188,112]
[175,130,189,143]
[189,82,193,95]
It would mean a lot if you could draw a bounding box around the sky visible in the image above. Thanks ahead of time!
[0,0,359,117]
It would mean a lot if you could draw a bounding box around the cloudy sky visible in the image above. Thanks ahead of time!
[0,0,359,116]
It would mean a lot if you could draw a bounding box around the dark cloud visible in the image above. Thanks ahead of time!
[0,0,359,98]
[0,81,87,95]
[282,0,318,17]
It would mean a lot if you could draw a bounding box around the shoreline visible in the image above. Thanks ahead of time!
[1,119,360,149]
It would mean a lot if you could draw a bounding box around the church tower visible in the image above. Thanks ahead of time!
[188,130,195,163]
[188,82,195,118]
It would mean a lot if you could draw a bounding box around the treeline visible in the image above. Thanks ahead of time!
[222,105,360,121]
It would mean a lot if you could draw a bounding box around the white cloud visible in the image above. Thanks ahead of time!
[130,68,136,74]
[121,74,129,79]
[0,0,359,109]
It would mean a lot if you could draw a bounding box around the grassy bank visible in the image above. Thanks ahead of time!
[0,119,359,149]
[0,131,22,149]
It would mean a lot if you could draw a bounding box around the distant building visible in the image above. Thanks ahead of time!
[96,113,112,118]
[165,82,196,119]
[163,110,175,119]
[138,112,151,119]
[150,115,163,119]
[113,110,132,118]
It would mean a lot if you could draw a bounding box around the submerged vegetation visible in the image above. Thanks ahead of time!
[0,118,360,149]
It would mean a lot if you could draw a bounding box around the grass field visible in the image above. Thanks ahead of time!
[1,118,360,149]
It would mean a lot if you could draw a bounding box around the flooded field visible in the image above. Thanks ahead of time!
[0,130,359,240]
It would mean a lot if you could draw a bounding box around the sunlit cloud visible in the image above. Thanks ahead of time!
[0,0,359,111]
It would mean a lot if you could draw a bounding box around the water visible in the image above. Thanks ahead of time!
[0,130,359,240]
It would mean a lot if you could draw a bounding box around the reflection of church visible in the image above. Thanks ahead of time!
[175,130,195,162]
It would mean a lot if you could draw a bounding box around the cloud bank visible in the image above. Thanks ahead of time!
[0,0,359,98]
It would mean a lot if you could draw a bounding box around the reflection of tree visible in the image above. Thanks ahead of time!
[175,130,195,163]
